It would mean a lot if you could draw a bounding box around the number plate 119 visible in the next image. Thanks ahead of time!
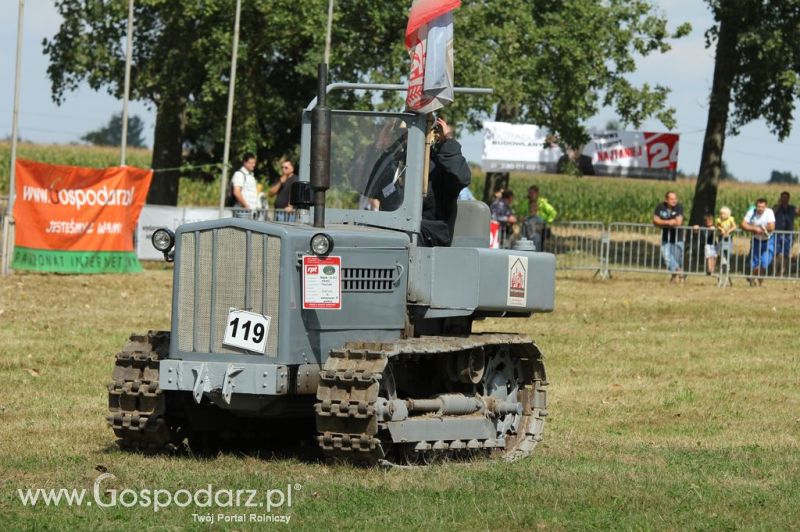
[222,308,271,354]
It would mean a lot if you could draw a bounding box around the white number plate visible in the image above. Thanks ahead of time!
[222,308,271,354]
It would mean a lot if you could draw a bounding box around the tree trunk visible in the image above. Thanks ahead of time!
[147,96,186,205]
[482,101,520,204]
[690,14,739,226]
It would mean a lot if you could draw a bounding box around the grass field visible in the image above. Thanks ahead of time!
[1,268,798,529]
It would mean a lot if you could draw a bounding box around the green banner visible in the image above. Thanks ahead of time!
[12,247,143,274]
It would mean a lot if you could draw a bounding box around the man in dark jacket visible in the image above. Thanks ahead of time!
[420,117,471,246]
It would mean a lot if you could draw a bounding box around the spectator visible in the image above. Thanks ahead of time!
[741,198,776,286]
[773,191,798,276]
[715,206,736,274]
[522,202,544,251]
[652,191,685,282]
[694,213,717,275]
[231,152,259,217]
[491,190,517,225]
[526,185,557,224]
[491,190,517,246]
[269,160,299,221]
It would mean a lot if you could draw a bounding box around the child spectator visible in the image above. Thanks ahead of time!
[694,214,718,275]
[716,206,736,268]
[703,214,718,274]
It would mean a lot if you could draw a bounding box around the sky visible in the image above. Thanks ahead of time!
[1,0,800,183]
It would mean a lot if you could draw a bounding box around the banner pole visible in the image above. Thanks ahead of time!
[120,0,134,167]
[3,0,25,276]
[218,0,242,218]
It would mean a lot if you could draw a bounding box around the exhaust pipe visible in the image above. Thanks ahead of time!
[310,63,331,228]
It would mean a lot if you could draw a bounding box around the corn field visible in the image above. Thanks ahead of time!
[2,142,798,222]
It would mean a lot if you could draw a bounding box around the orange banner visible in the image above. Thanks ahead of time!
[12,159,152,273]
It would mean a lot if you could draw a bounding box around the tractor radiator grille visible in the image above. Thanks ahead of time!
[176,227,281,356]
[342,268,396,292]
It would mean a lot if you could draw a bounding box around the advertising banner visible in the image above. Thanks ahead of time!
[136,206,227,260]
[482,122,679,180]
[136,205,185,261]
[13,159,152,273]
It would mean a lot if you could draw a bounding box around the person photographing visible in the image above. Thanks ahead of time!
[420,117,471,247]
[269,160,299,221]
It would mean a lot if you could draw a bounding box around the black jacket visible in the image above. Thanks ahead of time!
[420,138,471,246]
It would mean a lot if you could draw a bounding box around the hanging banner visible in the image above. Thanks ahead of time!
[482,122,679,180]
[12,159,152,273]
[405,0,461,113]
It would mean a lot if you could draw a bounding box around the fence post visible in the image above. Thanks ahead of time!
[1,217,13,276]
[596,225,610,280]
[717,242,730,288]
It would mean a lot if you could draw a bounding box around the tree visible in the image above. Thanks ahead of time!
[450,1,690,200]
[45,1,689,205]
[690,1,800,225]
[44,0,407,205]
[82,112,146,148]
[719,160,737,182]
[769,170,799,184]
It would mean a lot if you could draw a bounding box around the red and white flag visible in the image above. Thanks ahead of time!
[405,0,461,113]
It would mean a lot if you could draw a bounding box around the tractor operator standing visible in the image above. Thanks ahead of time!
[420,117,471,246]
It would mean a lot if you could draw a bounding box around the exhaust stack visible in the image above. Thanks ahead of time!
[310,63,331,228]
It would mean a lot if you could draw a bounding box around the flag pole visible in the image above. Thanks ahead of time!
[120,0,134,166]
[3,0,25,276]
[218,0,242,218]
[422,115,434,195]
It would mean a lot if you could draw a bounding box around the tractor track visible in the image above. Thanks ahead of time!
[315,333,548,466]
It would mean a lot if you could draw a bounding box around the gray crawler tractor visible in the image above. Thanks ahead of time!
[107,66,555,465]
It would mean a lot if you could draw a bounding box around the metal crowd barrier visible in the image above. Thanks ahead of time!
[717,228,800,285]
[496,221,608,275]
[493,219,800,286]
[542,221,607,274]
[606,223,800,284]
[607,223,706,278]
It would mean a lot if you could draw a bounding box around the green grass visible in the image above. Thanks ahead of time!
[1,270,798,529]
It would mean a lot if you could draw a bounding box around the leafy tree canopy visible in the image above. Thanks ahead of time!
[769,170,799,184]
[690,0,800,223]
[44,0,689,204]
[81,112,145,148]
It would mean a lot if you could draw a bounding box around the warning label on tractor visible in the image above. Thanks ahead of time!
[507,255,528,307]
[302,256,342,310]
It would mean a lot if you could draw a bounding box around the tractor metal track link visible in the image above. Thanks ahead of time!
[315,346,389,464]
[315,334,548,466]
[107,331,175,451]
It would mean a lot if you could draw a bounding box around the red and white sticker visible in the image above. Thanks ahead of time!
[302,256,342,310]
[507,255,528,307]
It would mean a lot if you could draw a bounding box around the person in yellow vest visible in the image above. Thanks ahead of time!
[522,185,557,250]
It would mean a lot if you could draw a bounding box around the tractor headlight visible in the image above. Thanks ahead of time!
[151,228,175,253]
[310,233,334,256]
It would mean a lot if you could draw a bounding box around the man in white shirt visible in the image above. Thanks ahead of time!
[741,198,776,285]
[231,152,259,215]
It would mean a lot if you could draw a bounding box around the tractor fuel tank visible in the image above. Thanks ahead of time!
[408,246,555,317]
